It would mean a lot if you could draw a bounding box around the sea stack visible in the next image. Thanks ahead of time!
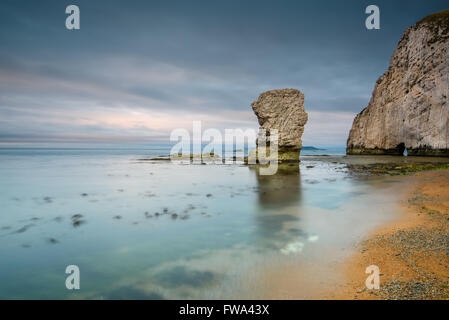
[251,88,308,162]
[347,10,449,156]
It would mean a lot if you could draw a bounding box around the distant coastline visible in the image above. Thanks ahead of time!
[302,146,325,151]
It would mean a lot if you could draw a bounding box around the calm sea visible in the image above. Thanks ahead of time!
[0,144,407,299]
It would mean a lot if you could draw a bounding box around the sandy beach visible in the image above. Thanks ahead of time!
[327,170,449,300]
[260,168,449,300]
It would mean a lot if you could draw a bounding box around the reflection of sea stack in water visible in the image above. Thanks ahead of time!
[251,89,308,162]
[250,163,303,247]
[252,163,301,207]
[347,10,449,156]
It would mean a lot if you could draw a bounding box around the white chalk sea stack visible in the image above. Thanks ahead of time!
[251,88,308,162]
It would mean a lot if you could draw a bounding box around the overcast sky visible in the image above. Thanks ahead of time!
[0,0,447,146]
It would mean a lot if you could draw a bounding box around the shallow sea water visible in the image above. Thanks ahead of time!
[0,145,440,299]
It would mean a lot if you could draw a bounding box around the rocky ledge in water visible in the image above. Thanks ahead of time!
[347,10,449,157]
[250,88,308,162]
[346,162,449,176]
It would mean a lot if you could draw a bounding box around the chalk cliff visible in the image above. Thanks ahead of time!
[347,10,449,156]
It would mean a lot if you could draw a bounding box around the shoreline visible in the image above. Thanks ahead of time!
[327,170,449,300]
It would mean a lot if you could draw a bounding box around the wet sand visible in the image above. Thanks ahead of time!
[261,169,449,300]
[327,170,449,300]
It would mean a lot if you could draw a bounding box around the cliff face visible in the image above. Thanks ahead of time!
[347,10,449,156]
[251,88,308,151]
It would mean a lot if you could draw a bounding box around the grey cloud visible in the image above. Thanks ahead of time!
[1,0,448,144]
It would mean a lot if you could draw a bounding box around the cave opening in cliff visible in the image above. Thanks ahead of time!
[397,143,406,156]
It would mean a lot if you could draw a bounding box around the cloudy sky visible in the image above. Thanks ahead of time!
[0,0,447,146]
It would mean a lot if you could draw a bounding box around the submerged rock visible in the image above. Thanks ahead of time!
[14,224,34,234]
[251,88,308,162]
[347,10,449,156]
[144,211,153,218]
[71,214,85,227]
[47,238,59,244]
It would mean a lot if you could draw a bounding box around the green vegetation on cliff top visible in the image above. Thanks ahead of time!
[416,9,449,27]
